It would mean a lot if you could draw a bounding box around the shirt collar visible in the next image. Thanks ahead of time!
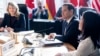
[66,16,73,24]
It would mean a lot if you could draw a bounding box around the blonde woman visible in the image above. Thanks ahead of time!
[0,2,26,32]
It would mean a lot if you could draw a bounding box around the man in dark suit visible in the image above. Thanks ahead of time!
[54,0,70,20]
[49,3,80,51]
[32,1,48,19]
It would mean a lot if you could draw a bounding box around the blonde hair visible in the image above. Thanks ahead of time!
[7,2,20,18]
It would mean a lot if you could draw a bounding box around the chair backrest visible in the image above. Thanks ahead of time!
[79,7,96,17]
[18,4,30,30]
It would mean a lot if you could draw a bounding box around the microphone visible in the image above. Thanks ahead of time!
[22,37,33,45]
[35,27,54,33]
[36,27,54,37]
[22,27,54,45]
[24,27,54,36]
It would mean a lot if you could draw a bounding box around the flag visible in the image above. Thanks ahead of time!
[70,0,78,7]
[79,0,88,7]
[26,0,35,19]
[45,0,78,19]
[92,0,100,13]
[45,0,56,19]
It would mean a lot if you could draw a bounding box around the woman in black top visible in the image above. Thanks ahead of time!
[55,11,100,56]
[0,2,26,32]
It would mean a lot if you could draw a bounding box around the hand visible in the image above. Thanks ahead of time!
[6,27,14,32]
[39,6,45,12]
[0,27,4,32]
[35,8,43,15]
[39,8,44,12]
[48,33,56,39]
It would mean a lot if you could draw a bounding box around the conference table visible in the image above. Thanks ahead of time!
[4,31,68,56]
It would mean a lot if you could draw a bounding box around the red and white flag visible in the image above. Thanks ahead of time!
[26,0,35,19]
[92,0,100,13]
[70,0,78,7]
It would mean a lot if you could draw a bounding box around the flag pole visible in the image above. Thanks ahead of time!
[77,0,80,19]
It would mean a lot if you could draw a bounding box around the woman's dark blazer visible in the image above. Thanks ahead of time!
[0,13,26,32]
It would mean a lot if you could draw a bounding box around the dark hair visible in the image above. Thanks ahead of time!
[63,3,75,15]
[82,11,100,48]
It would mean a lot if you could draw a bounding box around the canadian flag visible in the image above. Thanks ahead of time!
[26,0,98,19]
[25,0,79,19]
[26,0,34,19]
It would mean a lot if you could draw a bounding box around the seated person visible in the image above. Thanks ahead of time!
[54,0,70,20]
[49,4,80,51]
[54,0,78,20]
[32,1,48,19]
[55,11,100,56]
[0,2,26,32]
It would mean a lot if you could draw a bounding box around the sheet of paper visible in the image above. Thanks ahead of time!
[34,46,68,56]
[0,36,10,42]
[17,30,34,35]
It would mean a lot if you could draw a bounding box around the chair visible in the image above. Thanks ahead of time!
[79,7,96,17]
[18,4,30,30]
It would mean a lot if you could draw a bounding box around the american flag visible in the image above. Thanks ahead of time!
[92,0,100,13]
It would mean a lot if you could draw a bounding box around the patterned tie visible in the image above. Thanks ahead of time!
[62,21,68,36]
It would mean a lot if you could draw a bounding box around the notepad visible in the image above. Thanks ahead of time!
[0,36,10,42]
[41,39,63,47]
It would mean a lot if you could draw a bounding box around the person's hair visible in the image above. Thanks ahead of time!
[81,10,100,48]
[7,2,20,18]
[37,0,43,6]
[62,3,75,15]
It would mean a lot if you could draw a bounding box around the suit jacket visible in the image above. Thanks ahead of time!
[32,8,48,19]
[0,13,26,32]
[63,37,100,56]
[55,16,80,49]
